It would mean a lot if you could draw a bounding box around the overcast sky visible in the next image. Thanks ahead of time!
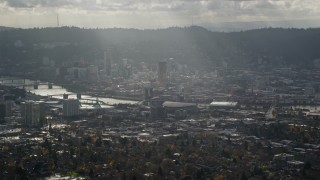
[1,0,320,30]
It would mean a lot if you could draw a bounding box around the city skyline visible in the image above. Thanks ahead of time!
[1,4,320,178]
[1,0,320,30]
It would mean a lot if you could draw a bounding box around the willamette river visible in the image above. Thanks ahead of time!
[0,76,139,105]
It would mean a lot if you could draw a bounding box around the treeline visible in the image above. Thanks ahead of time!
[0,26,320,68]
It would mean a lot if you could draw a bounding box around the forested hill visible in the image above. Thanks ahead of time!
[0,26,13,31]
[0,26,320,67]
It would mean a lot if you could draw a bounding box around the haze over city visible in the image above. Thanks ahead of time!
[1,0,320,179]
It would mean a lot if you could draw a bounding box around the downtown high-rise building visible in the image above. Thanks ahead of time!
[104,49,112,76]
[21,101,41,126]
[158,61,168,87]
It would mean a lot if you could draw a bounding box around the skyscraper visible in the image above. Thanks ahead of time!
[158,61,168,87]
[144,87,154,101]
[104,49,112,76]
[21,101,41,126]
[87,65,99,81]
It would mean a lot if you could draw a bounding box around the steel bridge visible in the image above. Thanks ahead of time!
[47,93,107,105]
[0,78,59,89]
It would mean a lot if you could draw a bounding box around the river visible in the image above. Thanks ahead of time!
[0,76,139,105]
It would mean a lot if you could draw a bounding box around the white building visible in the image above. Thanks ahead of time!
[63,99,80,117]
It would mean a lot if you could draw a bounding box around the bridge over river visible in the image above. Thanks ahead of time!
[0,76,140,106]
[0,77,62,89]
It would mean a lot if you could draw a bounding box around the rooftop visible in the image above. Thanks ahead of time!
[163,101,197,108]
[210,101,238,107]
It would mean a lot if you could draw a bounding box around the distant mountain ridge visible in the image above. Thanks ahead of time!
[0,26,13,31]
[0,26,319,68]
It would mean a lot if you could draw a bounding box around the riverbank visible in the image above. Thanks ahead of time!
[1,75,141,104]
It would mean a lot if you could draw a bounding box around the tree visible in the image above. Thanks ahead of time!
[89,168,94,178]
[253,166,263,175]
[132,175,138,180]
[58,135,62,143]
[196,168,205,179]
[240,172,248,180]
[95,137,102,147]
[221,149,230,158]
[166,148,176,159]
[145,150,152,159]
[70,147,75,157]
[33,162,42,175]
[90,153,98,162]
[304,161,312,170]
[243,141,249,151]
[120,137,128,146]
[52,151,58,170]
[158,166,164,177]
[192,139,197,147]
[179,175,193,180]
[15,166,27,180]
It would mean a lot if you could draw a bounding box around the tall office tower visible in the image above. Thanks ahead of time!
[158,61,168,87]
[104,49,112,76]
[119,59,132,79]
[21,101,41,127]
[144,87,154,101]
[63,99,80,117]
[87,65,99,81]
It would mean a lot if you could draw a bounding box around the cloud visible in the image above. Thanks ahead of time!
[2,0,74,8]
[0,0,320,28]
